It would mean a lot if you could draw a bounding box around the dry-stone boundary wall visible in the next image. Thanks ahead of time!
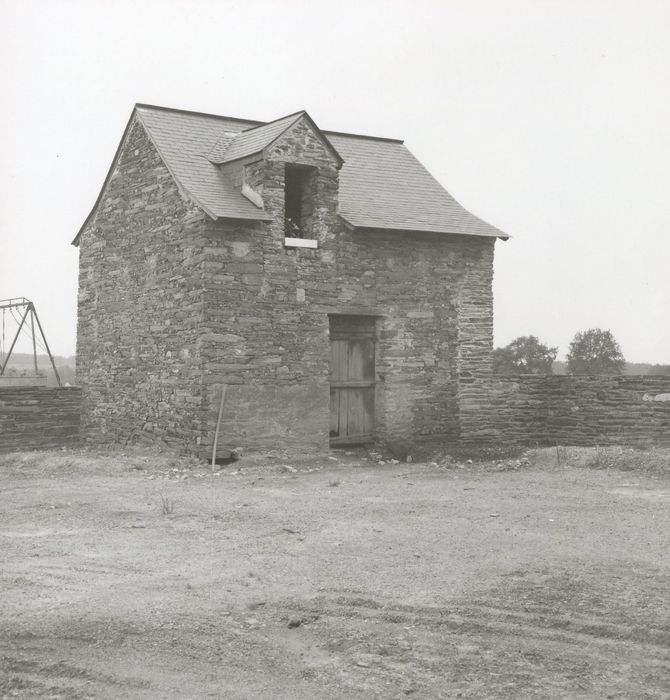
[462,375,670,447]
[0,387,81,452]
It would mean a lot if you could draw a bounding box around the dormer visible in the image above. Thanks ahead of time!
[208,111,343,248]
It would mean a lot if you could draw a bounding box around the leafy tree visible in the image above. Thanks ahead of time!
[493,335,558,375]
[566,328,625,375]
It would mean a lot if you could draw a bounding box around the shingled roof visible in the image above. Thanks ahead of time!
[75,104,508,243]
[329,134,506,237]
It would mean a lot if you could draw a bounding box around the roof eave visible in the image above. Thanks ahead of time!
[216,150,264,167]
[340,217,510,240]
[215,213,274,223]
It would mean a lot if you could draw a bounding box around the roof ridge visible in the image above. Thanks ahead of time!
[135,102,262,127]
[135,103,404,144]
[324,130,404,144]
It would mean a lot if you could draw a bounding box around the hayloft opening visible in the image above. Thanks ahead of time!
[284,164,315,239]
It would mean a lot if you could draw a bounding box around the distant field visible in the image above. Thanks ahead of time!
[0,353,75,386]
[1,447,668,699]
[552,360,670,375]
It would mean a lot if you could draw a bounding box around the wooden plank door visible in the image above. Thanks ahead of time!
[329,316,375,445]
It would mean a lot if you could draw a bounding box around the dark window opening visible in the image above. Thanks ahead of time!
[284,164,315,238]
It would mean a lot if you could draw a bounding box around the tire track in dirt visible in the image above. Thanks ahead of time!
[285,594,670,653]
[270,567,670,698]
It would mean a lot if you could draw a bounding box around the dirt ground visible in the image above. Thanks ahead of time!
[1,446,668,699]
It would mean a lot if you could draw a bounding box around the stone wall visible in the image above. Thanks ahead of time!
[0,387,81,452]
[76,115,209,449]
[462,375,670,447]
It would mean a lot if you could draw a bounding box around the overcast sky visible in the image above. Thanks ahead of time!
[1,0,668,362]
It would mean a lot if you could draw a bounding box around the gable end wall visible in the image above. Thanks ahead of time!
[76,116,208,449]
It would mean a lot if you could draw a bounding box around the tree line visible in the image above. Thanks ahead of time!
[493,329,669,376]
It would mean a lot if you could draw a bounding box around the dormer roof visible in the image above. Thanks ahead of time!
[209,110,343,167]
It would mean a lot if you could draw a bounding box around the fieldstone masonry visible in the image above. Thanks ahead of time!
[464,375,670,447]
[76,113,496,454]
[77,115,209,449]
[0,387,81,452]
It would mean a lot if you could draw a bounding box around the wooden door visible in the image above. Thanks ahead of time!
[329,316,375,445]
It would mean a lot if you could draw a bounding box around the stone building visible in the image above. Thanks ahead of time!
[74,104,508,456]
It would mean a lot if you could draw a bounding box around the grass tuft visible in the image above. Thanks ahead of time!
[159,494,175,515]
